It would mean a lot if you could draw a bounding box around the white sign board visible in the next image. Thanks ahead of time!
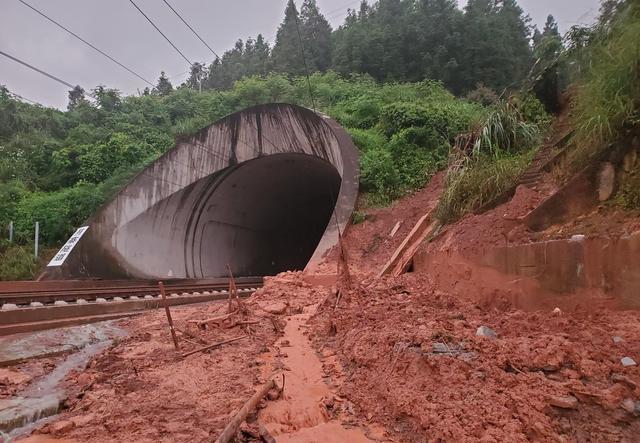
[47,226,90,267]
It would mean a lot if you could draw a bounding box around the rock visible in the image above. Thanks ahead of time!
[621,357,637,367]
[613,336,624,343]
[76,298,88,305]
[239,423,260,438]
[30,302,44,307]
[129,296,139,300]
[623,149,637,172]
[113,297,124,302]
[548,395,579,409]
[1,303,18,311]
[621,398,637,413]
[50,419,75,435]
[95,298,107,303]
[476,326,497,339]
[598,162,615,201]
[261,302,288,315]
[54,300,68,306]
[569,235,585,243]
[611,373,637,388]
[144,295,154,300]
[71,413,96,427]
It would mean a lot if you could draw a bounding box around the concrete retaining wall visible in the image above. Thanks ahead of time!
[414,232,640,310]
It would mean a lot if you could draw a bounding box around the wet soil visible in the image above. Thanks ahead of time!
[314,172,445,277]
[13,167,640,443]
[309,273,640,442]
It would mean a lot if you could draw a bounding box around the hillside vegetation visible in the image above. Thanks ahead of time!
[2,0,639,280]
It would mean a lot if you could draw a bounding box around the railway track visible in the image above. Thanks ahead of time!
[0,277,264,336]
[0,277,263,306]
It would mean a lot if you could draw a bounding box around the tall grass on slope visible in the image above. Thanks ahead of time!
[434,151,536,224]
[569,1,640,168]
[435,99,545,224]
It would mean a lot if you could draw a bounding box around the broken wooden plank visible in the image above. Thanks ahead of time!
[215,378,277,443]
[182,335,247,358]
[378,210,435,277]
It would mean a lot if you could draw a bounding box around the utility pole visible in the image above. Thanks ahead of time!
[8,221,13,242]
[34,222,39,258]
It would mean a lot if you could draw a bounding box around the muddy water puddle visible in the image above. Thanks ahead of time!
[0,321,125,441]
[260,306,380,442]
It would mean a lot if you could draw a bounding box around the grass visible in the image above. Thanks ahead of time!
[434,150,536,224]
[0,242,38,280]
[434,98,545,225]
[566,1,640,172]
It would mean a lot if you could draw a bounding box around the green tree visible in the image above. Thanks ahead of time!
[186,62,207,90]
[67,86,87,110]
[272,0,304,75]
[154,71,174,96]
[300,0,333,72]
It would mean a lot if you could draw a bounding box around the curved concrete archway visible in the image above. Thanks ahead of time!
[42,103,359,280]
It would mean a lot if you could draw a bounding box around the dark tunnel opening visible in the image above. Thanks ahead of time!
[185,153,342,277]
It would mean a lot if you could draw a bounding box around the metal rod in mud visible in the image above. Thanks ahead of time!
[159,281,180,351]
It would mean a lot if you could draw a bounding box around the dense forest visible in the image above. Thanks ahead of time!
[1,0,639,279]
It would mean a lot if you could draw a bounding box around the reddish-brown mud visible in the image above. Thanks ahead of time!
[309,273,640,442]
[26,297,281,442]
[314,172,445,276]
[15,168,640,443]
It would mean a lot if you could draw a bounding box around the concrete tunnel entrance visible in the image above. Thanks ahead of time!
[41,103,359,281]
[181,153,341,277]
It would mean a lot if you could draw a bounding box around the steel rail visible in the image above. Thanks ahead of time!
[0,277,263,306]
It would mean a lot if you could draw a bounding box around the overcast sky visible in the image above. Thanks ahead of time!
[0,0,601,109]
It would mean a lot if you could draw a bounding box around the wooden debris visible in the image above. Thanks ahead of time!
[215,378,277,443]
[182,335,248,358]
[159,281,180,351]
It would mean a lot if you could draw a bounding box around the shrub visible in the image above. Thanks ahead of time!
[466,84,499,107]
[14,184,103,245]
[347,128,386,152]
[388,127,448,189]
[615,166,640,209]
[434,150,536,224]
[331,96,382,129]
[360,147,401,199]
[569,1,640,167]
[379,102,480,141]
[456,100,545,158]
[0,241,37,280]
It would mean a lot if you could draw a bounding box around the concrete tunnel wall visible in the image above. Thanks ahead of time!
[42,103,359,280]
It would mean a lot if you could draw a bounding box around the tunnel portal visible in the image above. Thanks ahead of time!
[42,104,359,280]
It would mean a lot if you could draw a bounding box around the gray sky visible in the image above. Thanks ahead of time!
[0,0,600,109]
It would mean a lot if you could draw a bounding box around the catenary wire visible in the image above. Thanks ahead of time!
[128,0,192,65]
[161,0,221,59]
[16,0,153,86]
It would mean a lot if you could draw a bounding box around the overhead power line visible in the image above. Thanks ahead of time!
[16,0,153,86]
[0,49,76,89]
[128,0,192,65]
[161,0,221,59]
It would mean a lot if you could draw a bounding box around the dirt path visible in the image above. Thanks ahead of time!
[259,306,381,442]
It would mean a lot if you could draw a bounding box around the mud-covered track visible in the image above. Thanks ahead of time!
[0,278,263,335]
[0,277,262,306]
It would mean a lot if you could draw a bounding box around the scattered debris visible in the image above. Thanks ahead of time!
[215,378,277,443]
[621,357,637,367]
[476,325,497,339]
[548,395,579,409]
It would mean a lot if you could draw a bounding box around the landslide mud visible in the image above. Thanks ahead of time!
[309,273,640,442]
[259,308,374,442]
